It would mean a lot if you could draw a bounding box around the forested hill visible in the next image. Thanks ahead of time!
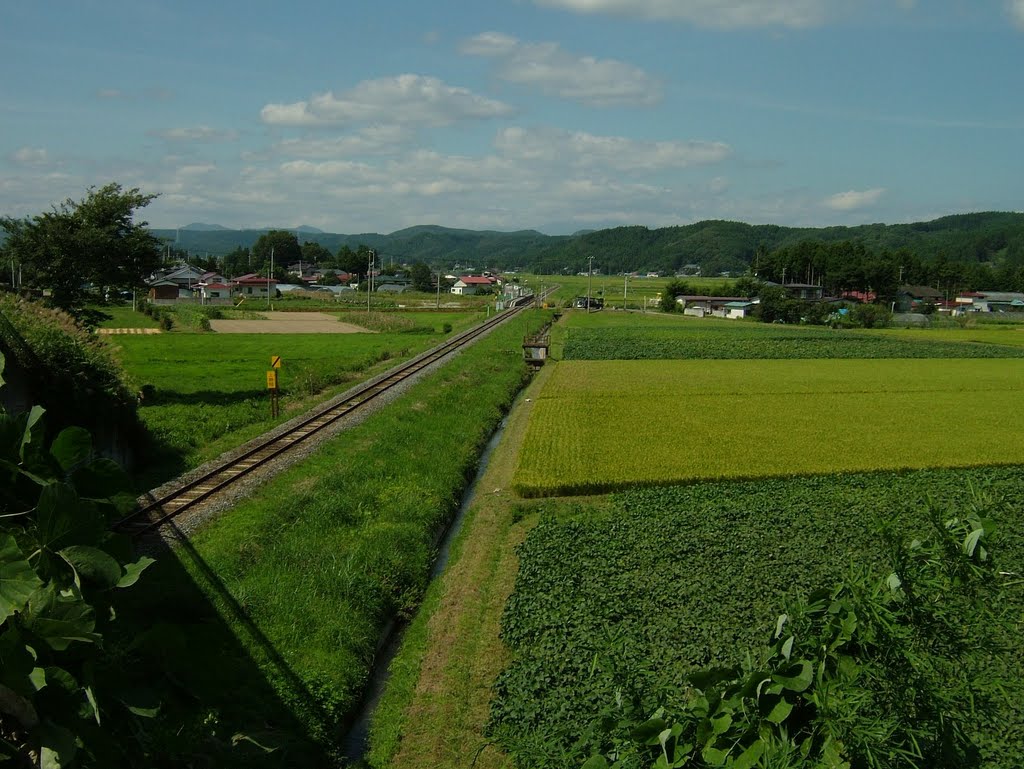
[149,211,1024,275]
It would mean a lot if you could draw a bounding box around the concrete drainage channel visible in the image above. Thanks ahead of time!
[339,414,511,763]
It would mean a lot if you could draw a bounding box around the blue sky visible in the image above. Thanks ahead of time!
[2,0,1022,234]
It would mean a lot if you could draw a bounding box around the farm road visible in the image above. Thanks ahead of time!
[210,311,370,333]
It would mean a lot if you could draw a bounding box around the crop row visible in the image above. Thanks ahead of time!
[513,359,1024,497]
[488,466,1024,768]
[563,323,1024,360]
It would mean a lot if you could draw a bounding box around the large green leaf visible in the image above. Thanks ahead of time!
[19,406,45,460]
[37,483,103,552]
[24,586,100,651]
[732,739,766,769]
[0,629,36,694]
[771,660,813,693]
[116,556,154,589]
[71,458,132,501]
[49,427,92,473]
[39,721,77,769]
[0,535,43,623]
[59,546,122,590]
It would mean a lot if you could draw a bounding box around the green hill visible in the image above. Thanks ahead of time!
[148,211,1024,277]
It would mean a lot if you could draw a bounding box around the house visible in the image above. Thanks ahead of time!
[147,279,181,301]
[956,291,1024,313]
[675,295,751,318]
[895,285,943,312]
[722,301,756,319]
[451,276,495,295]
[199,282,233,303]
[782,283,824,301]
[146,263,206,300]
[232,273,277,299]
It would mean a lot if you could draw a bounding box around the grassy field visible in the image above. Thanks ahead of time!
[110,312,482,487]
[519,274,735,310]
[93,302,162,328]
[114,312,540,766]
[513,359,1024,495]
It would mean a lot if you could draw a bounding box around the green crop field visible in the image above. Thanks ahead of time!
[562,319,1024,360]
[489,467,1024,768]
[513,359,1024,496]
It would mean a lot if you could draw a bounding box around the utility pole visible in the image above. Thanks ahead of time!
[623,274,628,311]
[436,269,441,309]
[367,249,375,313]
[267,247,274,309]
[587,256,594,313]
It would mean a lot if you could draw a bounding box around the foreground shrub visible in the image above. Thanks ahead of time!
[0,353,155,767]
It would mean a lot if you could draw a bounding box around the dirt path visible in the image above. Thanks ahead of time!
[209,311,370,334]
[375,364,557,769]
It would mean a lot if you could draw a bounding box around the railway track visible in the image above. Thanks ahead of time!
[114,295,540,538]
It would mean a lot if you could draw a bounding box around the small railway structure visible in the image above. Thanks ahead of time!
[114,293,539,538]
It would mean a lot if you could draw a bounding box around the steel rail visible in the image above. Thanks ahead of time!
[114,297,538,537]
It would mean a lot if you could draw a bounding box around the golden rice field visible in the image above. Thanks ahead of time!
[513,358,1024,495]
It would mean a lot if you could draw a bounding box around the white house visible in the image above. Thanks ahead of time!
[451,276,496,295]
[232,273,277,299]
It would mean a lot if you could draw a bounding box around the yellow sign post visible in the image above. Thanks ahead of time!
[271,355,282,369]
[266,369,280,417]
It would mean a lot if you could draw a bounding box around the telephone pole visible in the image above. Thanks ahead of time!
[587,256,594,313]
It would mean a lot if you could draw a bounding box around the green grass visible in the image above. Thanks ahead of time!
[513,359,1024,496]
[521,274,734,310]
[118,312,539,765]
[91,303,161,328]
[488,467,1024,768]
[113,331,452,487]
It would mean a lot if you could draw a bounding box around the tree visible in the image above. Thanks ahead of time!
[0,184,162,314]
[252,230,301,272]
[410,262,433,292]
[300,240,333,265]
[659,279,690,313]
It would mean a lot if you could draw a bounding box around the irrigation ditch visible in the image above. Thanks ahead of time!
[339,414,511,764]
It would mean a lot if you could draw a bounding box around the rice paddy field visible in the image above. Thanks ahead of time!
[371,309,1024,769]
[513,358,1024,496]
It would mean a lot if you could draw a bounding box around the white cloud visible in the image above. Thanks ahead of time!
[495,126,730,170]
[9,147,48,165]
[151,126,239,142]
[823,187,886,211]
[274,125,413,158]
[532,0,828,28]
[260,75,514,127]
[461,32,660,106]
[1008,0,1024,28]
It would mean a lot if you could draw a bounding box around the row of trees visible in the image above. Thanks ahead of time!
[1,184,163,313]
[755,239,1024,297]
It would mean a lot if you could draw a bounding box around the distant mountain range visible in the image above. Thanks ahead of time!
[151,211,1024,276]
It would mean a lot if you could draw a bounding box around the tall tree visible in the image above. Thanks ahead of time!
[252,230,301,272]
[410,261,433,292]
[0,183,162,313]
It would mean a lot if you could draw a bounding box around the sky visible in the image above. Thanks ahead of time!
[2,0,1023,235]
